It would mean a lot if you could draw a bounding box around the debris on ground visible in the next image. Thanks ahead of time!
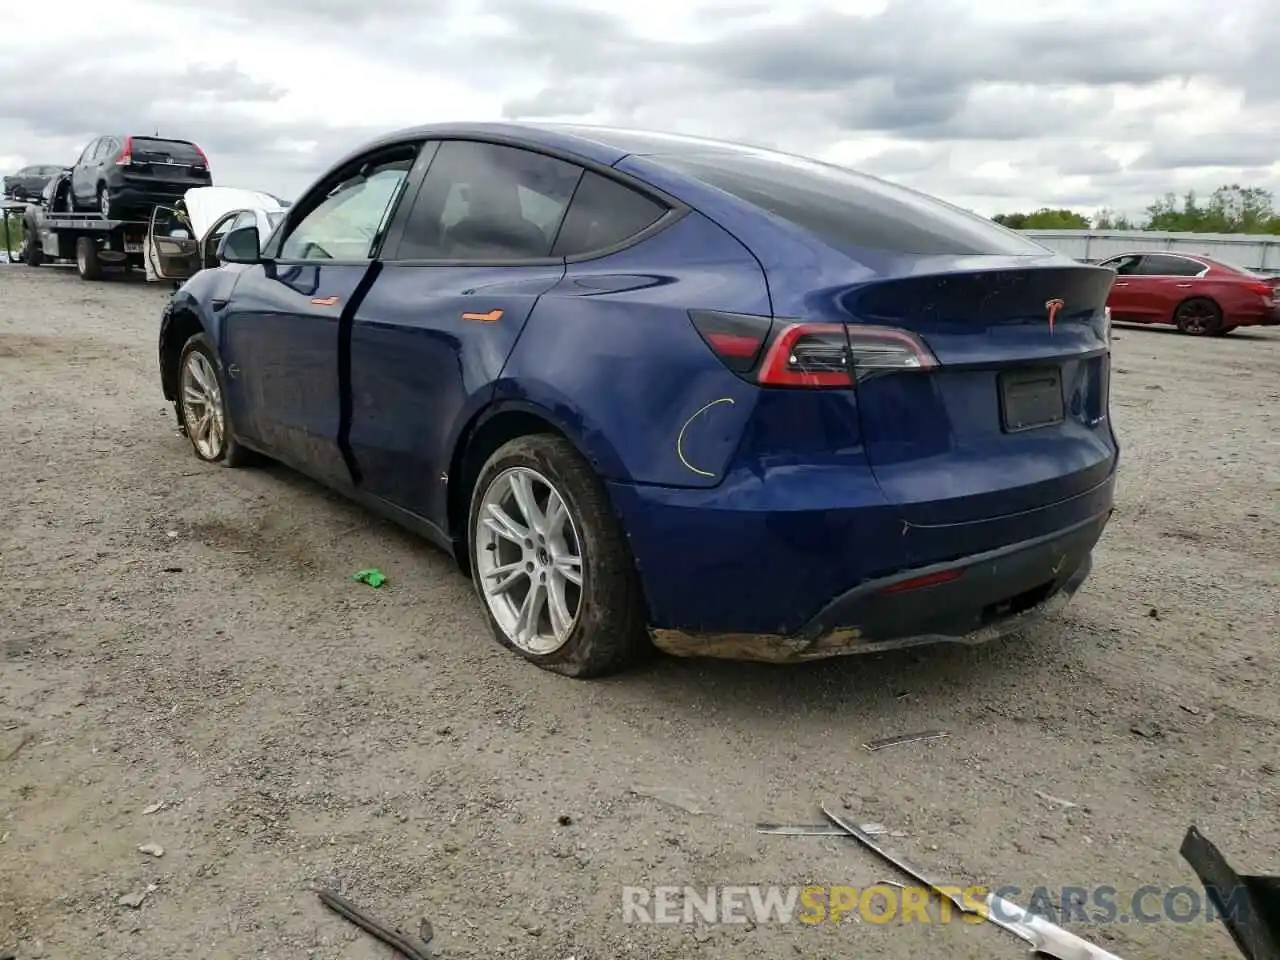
[351,568,388,588]
[817,803,1124,960]
[141,802,166,815]
[862,730,949,752]
[628,785,705,815]
[137,842,165,858]
[316,888,434,960]
[1130,721,1164,739]
[1034,790,1079,811]
[2,731,32,762]
[117,890,149,909]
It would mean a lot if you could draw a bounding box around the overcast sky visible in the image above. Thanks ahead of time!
[2,0,1277,218]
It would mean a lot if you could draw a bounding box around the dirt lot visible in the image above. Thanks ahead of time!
[1,263,1278,960]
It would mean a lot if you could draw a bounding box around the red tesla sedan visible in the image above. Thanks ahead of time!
[1098,251,1280,335]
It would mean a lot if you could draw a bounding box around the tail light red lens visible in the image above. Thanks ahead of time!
[115,136,134,165]
[1244,280,1274,297]
[688,311,937,388]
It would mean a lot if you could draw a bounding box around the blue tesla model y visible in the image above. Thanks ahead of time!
[157,122,1118,677]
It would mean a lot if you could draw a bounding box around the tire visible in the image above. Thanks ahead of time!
[175,333,251,467]
[97,185,111,219]
[75,236,103,280]
[1174,298,1222,335]
[1214,325,1237,337]
[20,222,42,266]
[467,434,648,678]
[63,184,76,213]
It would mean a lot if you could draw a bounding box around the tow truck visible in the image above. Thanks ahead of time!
[2,171,148,280]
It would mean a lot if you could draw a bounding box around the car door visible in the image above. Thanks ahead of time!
[71,139,102,205]
[345,138,583,525]
[1098,254,1146,322]
[218,140,422,489]
[1132,253,1207,322]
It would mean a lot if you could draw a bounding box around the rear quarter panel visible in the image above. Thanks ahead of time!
[495,208,771,487]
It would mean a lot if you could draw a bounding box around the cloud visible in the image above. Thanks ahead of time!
[0,0,1278,217]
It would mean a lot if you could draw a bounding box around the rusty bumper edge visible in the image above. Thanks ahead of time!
[649,585,1080,664]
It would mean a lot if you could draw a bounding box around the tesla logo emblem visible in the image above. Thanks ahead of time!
[311,296,340,306]
[461,309,504,323]
[1045,298,1065,334]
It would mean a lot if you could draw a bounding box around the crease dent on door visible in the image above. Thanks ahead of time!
[336,260,385,487]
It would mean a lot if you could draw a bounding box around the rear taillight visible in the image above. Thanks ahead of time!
[115,136,133,165]
[193,145,209,170]
[1244,281,1274,297]
[688,311,937,388]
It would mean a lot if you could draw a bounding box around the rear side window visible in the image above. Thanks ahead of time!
[552,172,667,257]
[396,140,583,261]
[1135,254,1203,276]
[130,138,204,163]
[651,152,1049,257]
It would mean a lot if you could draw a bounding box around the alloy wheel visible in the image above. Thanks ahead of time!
[180,351,226,459]
[474,466,585,655]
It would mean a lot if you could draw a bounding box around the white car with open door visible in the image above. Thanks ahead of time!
[145,186,284,283]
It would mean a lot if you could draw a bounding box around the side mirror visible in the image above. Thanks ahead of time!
[218,225,261,264]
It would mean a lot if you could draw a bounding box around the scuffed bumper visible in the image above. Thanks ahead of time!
[650,509,1109,663]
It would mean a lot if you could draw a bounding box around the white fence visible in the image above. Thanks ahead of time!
[1017,229,1280,275]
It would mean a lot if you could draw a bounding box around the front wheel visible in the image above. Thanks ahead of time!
[97,185,111,219]
[468,435,648,678]
[176,333,251,467]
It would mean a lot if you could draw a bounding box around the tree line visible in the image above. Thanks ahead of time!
[991,184,1280,234]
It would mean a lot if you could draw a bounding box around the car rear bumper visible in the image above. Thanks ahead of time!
[649,508,1110,662]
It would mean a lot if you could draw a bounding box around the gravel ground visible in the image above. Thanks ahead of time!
[2,263,1278,960]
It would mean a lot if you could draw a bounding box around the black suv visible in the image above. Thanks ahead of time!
[67,135,213,219]
[3,165,65,202]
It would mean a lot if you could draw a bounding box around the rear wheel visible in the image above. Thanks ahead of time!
[75,237,103,280]
[97,185,111,219]
[1174,298,1222,335]
[468,435,648,678]
[20,220,42,266]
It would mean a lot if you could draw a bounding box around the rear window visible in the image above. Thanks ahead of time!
[651,151,1048,257]
[129,138,205,163]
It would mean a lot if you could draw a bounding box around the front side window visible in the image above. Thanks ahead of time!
[279,150,416,261]
[396,140,582,261]
[1101,255,1143,276]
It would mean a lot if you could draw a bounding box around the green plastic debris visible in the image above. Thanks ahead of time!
[352,568,387,588]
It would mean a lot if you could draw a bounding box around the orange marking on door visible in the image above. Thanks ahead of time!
[311,296,340,306]
[461,309,504,323]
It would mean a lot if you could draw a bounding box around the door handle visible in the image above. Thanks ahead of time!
[211,298,229,311]
[1175,282,1192,287]
[1113,282,1128,286]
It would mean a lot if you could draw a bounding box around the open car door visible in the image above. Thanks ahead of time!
[145,204,200,282]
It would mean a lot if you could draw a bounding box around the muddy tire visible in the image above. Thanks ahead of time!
[75,237,102,281]
[1174,298,1222,336]
[20,222,42,266]
[176,333,252,468]
[467,434,649,678]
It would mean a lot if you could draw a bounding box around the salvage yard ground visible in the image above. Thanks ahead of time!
[1,264,1278,960]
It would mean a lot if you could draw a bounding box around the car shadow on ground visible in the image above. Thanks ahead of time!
[1113,321,1280,341]
[243,453,1070,722]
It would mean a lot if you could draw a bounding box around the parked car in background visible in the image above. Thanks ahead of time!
[67,135,212,219]
[3,164,65,202]
[157,122,1117,678]
[144,186,284,282]
[1098,251,1280,335]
